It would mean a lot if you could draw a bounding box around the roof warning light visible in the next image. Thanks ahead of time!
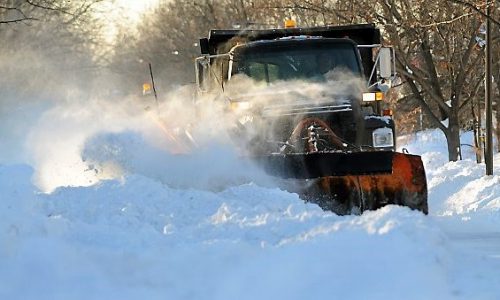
[284,19,296,28]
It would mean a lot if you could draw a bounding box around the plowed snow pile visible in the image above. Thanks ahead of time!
[1,102,500,299]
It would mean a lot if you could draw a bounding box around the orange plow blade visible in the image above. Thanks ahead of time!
[258,151,428,215]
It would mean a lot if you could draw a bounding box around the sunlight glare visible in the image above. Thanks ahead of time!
[98,0,160,42]
[115,0,159,21]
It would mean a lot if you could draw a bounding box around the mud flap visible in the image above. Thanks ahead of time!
[257,151,428,215]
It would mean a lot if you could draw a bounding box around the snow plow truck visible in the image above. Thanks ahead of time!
[195,22,428,215]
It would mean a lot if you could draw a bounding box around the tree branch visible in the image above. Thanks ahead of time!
[0,3,37,23]
[406,76,448,132]
[24,0,74,15]
[447,0,500,26]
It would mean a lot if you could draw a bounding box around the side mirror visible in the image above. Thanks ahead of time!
[379,47,393,79]
[199,38,209,55]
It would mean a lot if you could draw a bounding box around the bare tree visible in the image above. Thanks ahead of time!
[0,0,106,24]
[378,0,485,161]
[110,0,290,93]
[444,0,500,155]
[0,0,109,101]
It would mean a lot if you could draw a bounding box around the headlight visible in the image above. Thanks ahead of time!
[230,101,252,111]
[372,127,394,148]
[362,92,384,102]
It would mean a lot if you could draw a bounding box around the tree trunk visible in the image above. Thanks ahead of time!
[496,98,500,153]
[472,98,482,163]
[495,71,500,153]
[446,115,462,161]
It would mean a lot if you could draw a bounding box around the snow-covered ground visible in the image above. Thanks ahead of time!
[1,103,500,299]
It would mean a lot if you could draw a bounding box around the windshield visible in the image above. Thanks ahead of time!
[230,40,361,83]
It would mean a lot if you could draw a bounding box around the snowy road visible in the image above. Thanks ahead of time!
[441,226,500,299]
[448,231,500,259]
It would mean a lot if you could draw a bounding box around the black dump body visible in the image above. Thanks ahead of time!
[200,23,381,85]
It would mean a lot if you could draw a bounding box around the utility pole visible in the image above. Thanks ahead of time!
[485,1,493,175]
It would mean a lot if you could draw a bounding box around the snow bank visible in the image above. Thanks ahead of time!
[403,130,500,300]
[2,125,500,299]
[0,166,451,299]
[403,130,500,226]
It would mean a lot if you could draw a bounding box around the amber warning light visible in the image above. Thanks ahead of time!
[285,19,296,28]
[143,83,152,95]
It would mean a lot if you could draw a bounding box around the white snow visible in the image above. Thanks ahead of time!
[1,110,500,299]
